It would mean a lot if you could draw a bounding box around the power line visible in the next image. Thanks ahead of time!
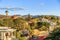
[0,8,24,11]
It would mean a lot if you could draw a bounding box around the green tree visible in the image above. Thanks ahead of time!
[8,18,14,27]
[37,22,50,28]
[36,22,50,31]
[13,18,24,29]
[0,20,4,26]
[2,19,8,27]
[44,27,60,40]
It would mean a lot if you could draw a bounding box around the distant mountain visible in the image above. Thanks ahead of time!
[0,14,6,18]
[0,14,60,19]
[12,14,60,18]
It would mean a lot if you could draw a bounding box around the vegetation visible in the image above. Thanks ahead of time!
[0,15,60,40]
[44,27,60,40]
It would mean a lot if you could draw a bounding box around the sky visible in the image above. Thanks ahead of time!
[0,0,60,16]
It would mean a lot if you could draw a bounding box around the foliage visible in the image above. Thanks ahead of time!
[37,22,50,29]
[39,26,48,31]
[44,27,60,40]
[0,15,60,40]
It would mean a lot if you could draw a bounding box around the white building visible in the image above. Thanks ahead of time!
[41,18,49,22]
[0,27,16,40]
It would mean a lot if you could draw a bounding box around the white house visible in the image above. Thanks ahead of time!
[41,18,49,22]
[0,27,16,40]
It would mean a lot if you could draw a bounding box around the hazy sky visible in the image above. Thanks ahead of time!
[0,0,60,16]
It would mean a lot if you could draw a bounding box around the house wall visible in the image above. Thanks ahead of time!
[0,32,13,40]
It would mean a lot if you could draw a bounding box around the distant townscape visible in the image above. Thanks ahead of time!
[0,10,60,40]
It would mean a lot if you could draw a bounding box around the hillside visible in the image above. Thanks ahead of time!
[0,15,60,40]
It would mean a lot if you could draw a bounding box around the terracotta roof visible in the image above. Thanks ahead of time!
[38,36,47,40]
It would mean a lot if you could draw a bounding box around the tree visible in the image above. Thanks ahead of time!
[39,26,48,31]
[0,20,4,26]
[44,27,60,40]
[8,18,14,27]
[36,22,50,31]
[2,19,8,27]
[37,22,50,28]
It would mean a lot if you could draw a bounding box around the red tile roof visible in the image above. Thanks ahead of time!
[38,36,47,40]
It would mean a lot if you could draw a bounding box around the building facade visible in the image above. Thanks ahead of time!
[0,27,16,40]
